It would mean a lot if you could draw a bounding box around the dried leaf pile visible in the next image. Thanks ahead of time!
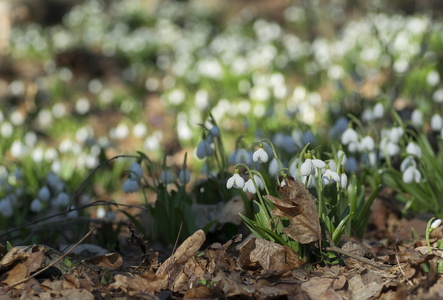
[0,228,443,299]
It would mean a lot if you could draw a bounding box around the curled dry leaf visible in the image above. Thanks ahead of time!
[239,238,305,272]
[156,229,205,277]
[83,252,122,270]
[265,177,321,245]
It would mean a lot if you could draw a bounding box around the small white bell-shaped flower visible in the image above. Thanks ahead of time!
[431,114,443,132]
[406,142,422,158]
[243,179,257,194]
[341,127,359,145]
[300,153,326,176]
[226,169,245,189]
[360,135,375,152]
[321,166,340,186]
[402,164,421,183]
[253,143,269,163]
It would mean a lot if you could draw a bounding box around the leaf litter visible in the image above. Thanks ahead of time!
[2,184,443,299]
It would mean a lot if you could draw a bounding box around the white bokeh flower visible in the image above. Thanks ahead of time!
[360,135,375,152]
[38,186,51,202]
[123,177,139,193]
[130,162,143,179]
[431,114,443,132]
[406,142,422,158]
[341,127,359,145]
[160,170,173,185]
[179,169,191,185]
[30,198,43,212]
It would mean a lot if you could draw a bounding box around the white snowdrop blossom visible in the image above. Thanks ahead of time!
[340,172,348,189]
[268,157,280,177]
[411,109,423,126]
[253,145,269,163]
[406,142,422,158]
[179,169,191,185]
[243,179,257,194]
[389,127,404,144]
[252,175,265,191]
[0,198,13,217]
[360,135,375,152]
[130,162,143,179]
[196,138,213,159]
[123,177,139,193]
[341,127,359,145]
[235,148,252,165]
[321,168,340,186]
[289,158,299,178]
[96,206,106,218]
[56,192,69,209]
[160,170,173,184]
[373,103,384,119]
[210,126,220,138]
[402,164,421,183]
[31,198,43,212]
[337,150,347,166]
[400,156,416,172]
[431,114,443,132]
[431,219,442,231]
[226,170,245,189]
[38,186,51,202]
[300,158,325,176]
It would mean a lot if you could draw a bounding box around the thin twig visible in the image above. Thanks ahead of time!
[325,232,389,270]
[6,228,95,290]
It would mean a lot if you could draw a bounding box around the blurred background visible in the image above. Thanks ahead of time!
[1,0,443,249]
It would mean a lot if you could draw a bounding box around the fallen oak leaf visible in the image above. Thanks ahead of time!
[156,229,206,277]
[265,177,321,246]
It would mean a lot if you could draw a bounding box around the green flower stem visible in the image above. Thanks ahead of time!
[426,217,435,255]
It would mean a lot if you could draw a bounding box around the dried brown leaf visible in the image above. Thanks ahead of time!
[156,229,205,277]
[83,252,122,270]
[347,273,383,300]
[250,239,305,272]
[265,177,321,245]
[301,277,345,300]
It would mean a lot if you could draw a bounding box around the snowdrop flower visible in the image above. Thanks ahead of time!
[268,157,280,177]
[253,144,269,163]
[372,103,384,119]
[411,109,423,126]
[431,114,443,132]
[96,206,106,218]
[348,141,360,153]
[160,170,173,184]
[243,179,257,194]
[226,169,245,189]
[228,150,238,165]
[340,172,348,189]
[179,169,191,185]
[426,70,440,86]
[431,219,442,231]
[360,135,375,152]
[252,174,265,191]
[235,148,252,165]
[38,186,51,202]
[123,177,139,193]
[300,155,326,176]
[130,162,143,179]
[321,167,340,186]
[55,192,69,208]
[30,198,42,212]
[328,160,337,172]
[0,198,13,217]
[341,127,358,145]
[406,142,422,158]
[337,150,347,166]
[345,157,358,173]
[400,156,416,172]
[210,126,220,138]
[389,127,404,144]
[288,158,299,178]
[402,164,421,183]
[196,138,213,159]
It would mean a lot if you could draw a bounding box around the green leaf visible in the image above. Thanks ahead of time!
[119,209,148,239]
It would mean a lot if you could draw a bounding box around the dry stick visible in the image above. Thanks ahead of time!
[324,232,389,270]
[6,228,95,290]
[0,154,138,239]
